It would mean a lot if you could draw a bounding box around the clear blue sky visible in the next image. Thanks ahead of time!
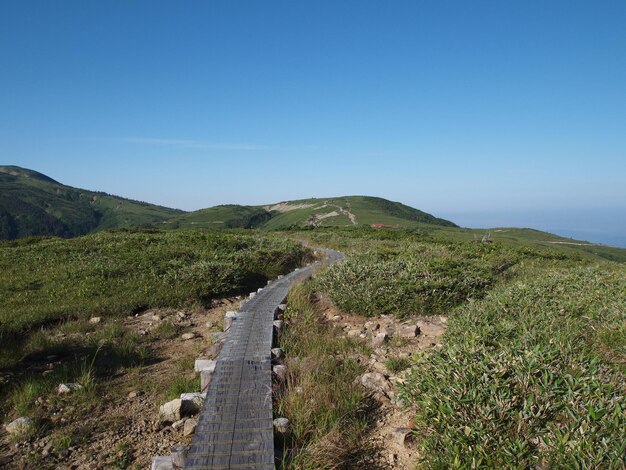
[1,1,625,245]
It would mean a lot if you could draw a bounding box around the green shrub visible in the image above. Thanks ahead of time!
[317,244,495,317]
[399,265,626,468]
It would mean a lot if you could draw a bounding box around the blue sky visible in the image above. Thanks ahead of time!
[1,1,625,245]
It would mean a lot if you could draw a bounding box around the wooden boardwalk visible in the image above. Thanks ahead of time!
[184,251,341,469]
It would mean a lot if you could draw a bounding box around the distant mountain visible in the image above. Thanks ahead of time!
[0,165,183,240]
[167,196,458,230]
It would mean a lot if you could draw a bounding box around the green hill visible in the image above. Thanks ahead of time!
[170,196,458,230]
[0,165,183,239]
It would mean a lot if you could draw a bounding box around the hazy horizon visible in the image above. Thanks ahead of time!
[2,1,625,247]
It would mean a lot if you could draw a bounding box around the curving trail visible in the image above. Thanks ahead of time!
[184,249,342,469]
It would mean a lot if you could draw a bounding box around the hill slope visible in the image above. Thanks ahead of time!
[0,166,183,239]
[170,196,458,230]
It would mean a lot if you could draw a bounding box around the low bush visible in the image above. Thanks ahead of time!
[399,265,626,468]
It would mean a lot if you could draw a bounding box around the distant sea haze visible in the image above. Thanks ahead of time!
[438,208,626,249]
[548,230,626,249]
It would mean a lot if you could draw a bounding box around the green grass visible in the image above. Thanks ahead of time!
[166,204,272,229]
[384,356,412,373]
[398,264,626,468]
[276,282,373,469]
[0,228,310,368]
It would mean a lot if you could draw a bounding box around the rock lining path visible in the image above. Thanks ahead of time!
[184,250,342,469]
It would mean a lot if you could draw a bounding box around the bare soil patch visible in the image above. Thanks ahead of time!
[1,298,240,469]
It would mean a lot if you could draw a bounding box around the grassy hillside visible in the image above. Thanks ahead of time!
[0,229,310,359]
[170,195,458,230]
[293,227,625,467]
[0,166,182,239]
[165,204,272,229]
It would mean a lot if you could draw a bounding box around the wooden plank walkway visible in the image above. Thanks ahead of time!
[184,250,342,469]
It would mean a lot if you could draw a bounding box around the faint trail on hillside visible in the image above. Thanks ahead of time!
[184,249,342,469]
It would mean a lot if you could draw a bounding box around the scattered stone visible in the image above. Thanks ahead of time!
[372,332,388,347]
[294,386,304,394]
[181,332,196,340]
[170,445,188,468]
[273,417,290,435]
[372,361,387,373]
[205,320,215,329]
[183,418,197,436]
[128,391,141,399]
[257,287,263,293]
[159,399,182,422]
[272,365,287,382]
[89,316,102,324]
[194,359,216,373]
[211,332,226,343]
[271,348,283,359]
[5,417,33,435]
[176,311,188,320]
[359,372,390,394]
[331,315,342,321]
[273,320,284,335]
[399,324,420,338]
[223,311,237,331]
[417,320,446,337]
[347,329,362,338]
[57,383,83,394]
[200,369,214,392]
[143,312,161,322]
[206,343,221,358]
[151,455,174,470]
[172,419,186,430]
[389,427,415,447]
[180,392,205,414]
[249,292,256,299]
[277,303,287,312]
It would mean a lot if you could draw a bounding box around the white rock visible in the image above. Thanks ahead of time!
[57,383,83,394]
[183,418,198,436]
[171,445,188,467]
[273,365,287,382]
[273,320,284,335]
[194,359,216,373]
[389,427,414,447]
[359,372,390,393]
[200,369,214,392]
[223,311,237,331]
[89,316,102,324]
[273,417,290,434]
[271,348,283,359]
[5,417,33,435]
[172,418,186,430]
[372,332,388,347]
[159,399,182,422]
[181,332,196,340]
[151,456,174,470]
[399,324,420,338]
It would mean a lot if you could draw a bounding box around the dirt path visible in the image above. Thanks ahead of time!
[319,300,447,469]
